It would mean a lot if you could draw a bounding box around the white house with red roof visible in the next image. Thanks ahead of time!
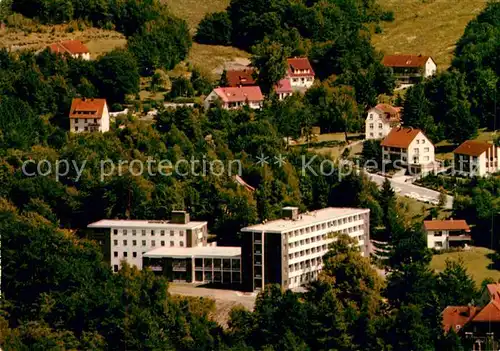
[286,57,315,90]
[69,98,109,133]
[204,86,264,110]
[48,40,91,60]
[274,79,293,100]
[453,140,500,177]
[365,103,401,140]
[381,127,435,174]
[382,54,436,87]
[424,219,471,250]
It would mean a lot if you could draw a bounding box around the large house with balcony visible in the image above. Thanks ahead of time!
[240,206,370,292]
[286,57,315,91]
[204,86,264,110]
[69,98,109,133]
[382,54,436,87]
[453,140,500,177]
[424,219,471,250]
[381,127,436,174]
[365,103,402,140]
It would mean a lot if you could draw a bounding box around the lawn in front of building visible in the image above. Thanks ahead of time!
[430,246,500,286]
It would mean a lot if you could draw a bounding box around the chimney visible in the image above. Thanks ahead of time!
[82,97,86,101]
[282,206,299,220]
[171,210,190,224]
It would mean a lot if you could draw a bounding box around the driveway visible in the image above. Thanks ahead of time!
[367,173,454,209]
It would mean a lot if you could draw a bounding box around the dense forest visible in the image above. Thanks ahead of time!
[0,0,499,349]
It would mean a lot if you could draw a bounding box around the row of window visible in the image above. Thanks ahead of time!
[369,132,383,138]
[291,77,314,83]
[113,228,184,237]
[114,251,138,258]
[282,215,364,239]
[287,225,365,249]
[287,271,318,286]
[289,256,323,272]
[384,154,430,162]
[288,244,328,261]
[74,126,99,132]
[113,239,183,247]
[194,258,241,271]
[288,234,326,249]
[368,123,383,129]
[74,118,99,123]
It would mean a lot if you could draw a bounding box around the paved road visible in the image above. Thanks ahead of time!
[367,172,454,209]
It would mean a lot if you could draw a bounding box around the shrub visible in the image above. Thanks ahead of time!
[111,103,123,112]
[195,11,232,45]
[128,17,191,75]
[381,11,395,22]
[167,77,195,100]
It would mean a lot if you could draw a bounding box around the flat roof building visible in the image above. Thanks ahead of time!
[240,207,370,291]
[143,246,242,285]
[87,211,208,272]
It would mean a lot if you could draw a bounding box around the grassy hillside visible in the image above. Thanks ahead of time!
[167,0,230,31]
[167,0,249,73]
[373,0,488,69]
[431,247,500,285]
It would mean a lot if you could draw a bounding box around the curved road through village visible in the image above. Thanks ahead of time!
[366,173,454,209]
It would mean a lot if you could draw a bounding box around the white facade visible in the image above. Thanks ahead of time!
[88,219,208,271]
[382,131,435,167]
[454,147,500,177]
[203,90,262,110]
[426,229,454,250]
[426,229,471,250]
[365,108,397,140]
[424,57,437,78]
[289,75,314,89]
[70,103,110,133]
[241,207,370,291]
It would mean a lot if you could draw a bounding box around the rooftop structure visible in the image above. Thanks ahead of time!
[144,246,241,259]
[241,207,369,233]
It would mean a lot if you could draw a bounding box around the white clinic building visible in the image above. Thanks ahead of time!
[87,211,208,272]
[240,207,370,291]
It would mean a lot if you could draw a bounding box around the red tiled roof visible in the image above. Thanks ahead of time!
[423,219,470,232]
[225,69,256,87]
[69,98,107,119]
[49,40,89,55]
[213,86,264,103]
[287,57,315,77]
[380,127,423,148]
[382,54,432,68]
[275,79,293,94]
[473,300,500,322]
[453,140,496,157]
[442,306,478,333]
[487,283,500,302]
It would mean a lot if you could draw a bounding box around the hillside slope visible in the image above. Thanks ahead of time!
[373,0,488,68]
